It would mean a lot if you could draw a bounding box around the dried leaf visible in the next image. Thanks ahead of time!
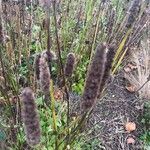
[127,137,135,144]
[125,122,136,132]
[0,76,5,84]
[124,62,137,73]
[125,85,136,92]
[54,88,63,101]
[124,66,132,73]
[127,62,137,70]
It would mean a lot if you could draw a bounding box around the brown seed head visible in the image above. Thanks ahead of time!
[34,53,41,80]
[126,0,141,28]
[81,44,106,111]
[21,87,41,147]
[99,44,116,94]
[0,6,4,44]
[64,53,76,77]
[39,57,51,105]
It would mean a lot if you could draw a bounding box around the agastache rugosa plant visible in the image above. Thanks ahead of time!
[21,87,41,147]
[126,0,141,28]
[99,44,116,94]
[0,0,4,44]
[81,43,107,111]
[64,53,76,78]
[34,53,41,80]
[39,56,51,106]
[34,50,56,81]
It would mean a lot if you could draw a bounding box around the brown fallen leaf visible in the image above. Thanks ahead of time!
[0,76,5,82]
[124,66,132,73]
[125,122,136,133]
[125,84,136,93]
[127,62,137,70]
[127,137,135,144]
[54,88,63,101]
[124,62,137,73]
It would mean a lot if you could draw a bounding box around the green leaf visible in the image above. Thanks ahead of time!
[0,129,6,141]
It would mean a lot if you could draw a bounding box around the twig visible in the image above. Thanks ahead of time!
[136,75,150,92]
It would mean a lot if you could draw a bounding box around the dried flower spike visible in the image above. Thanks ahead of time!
[39,0,51,9]
[81,44,106,111]
[126,0,141,28]
[0,3,4,44]
[64,53,76,77]
[41,50,57,62]
[21,87,41,147]
[99,44,115,94]
[34,53,41,80]
[39,56,51,105]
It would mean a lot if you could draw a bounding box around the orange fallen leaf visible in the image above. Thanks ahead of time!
[127,137,135,144]
[125,85,136,93]
[125,122,136,132]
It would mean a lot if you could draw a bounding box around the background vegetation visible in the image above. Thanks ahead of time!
[0,0,149,149]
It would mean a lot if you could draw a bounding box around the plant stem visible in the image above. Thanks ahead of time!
[50,80,58,150]
[52,1,71,146]
[46,7,52,74]
[52,0,64,76]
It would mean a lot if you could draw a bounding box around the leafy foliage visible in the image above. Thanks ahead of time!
[140,102,150,148]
